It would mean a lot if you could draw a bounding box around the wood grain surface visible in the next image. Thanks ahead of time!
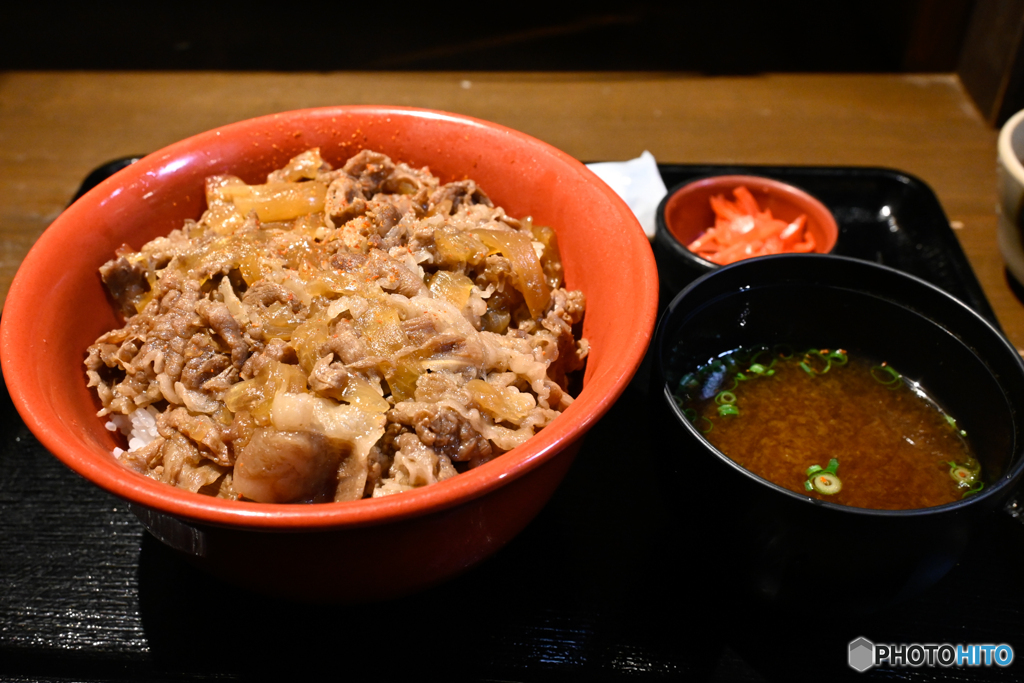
[0,71,1015,345]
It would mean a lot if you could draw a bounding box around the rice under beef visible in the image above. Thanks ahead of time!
[85,149,588,503]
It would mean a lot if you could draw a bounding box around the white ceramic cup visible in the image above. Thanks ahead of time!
[997,109,1024,283]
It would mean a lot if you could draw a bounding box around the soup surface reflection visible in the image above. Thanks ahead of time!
[673,346,981,510]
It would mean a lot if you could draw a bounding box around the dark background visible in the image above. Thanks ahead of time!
[0,1,973,73]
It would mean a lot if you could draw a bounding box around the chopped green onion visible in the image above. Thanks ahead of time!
[799,350,832,375]
[962,482,984,498]
[949,466,976,483]
[871,363,902,388]
[947,460,983,498]
[683,408,714,433]
[805,458,842,495]
[773,344,795,359]
[750,347,774,366]
[826,349,849,366]
[810,472,842,495]
[948,460,980,486]
[945,414,968,437]
[717,404,739,417]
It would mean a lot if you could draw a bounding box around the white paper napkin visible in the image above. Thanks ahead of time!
[586,151,667,240]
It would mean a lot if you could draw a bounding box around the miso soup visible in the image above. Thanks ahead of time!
[672,345,982,510]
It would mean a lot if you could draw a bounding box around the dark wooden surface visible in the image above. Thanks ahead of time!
[3,72,1018,350]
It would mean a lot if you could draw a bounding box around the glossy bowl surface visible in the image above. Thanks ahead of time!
[997,107,1024,284]
[653,254,1024,612]
[0,106,659,599]
[654,174,838,294]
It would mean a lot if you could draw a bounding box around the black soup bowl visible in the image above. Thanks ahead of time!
[653,254,1024,614]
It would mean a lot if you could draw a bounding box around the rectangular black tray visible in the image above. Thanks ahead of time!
[1,163,1021,682]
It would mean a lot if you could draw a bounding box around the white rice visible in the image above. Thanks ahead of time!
[106,405,161,456]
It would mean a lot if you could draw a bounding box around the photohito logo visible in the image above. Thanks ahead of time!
[849,637,1014,672]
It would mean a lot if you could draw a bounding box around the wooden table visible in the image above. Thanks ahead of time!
[3,72,1023,682]
[0,71,1016,346]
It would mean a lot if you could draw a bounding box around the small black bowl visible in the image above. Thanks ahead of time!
[652,254,1024,614]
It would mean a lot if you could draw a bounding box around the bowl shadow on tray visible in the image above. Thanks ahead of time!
[717,507,1024,683]
[134,377,726,680]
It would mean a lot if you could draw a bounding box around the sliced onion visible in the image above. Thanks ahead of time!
[174,382,221,414]
[475,229,551,318]
[467,379,535,425]
[428,270,475,310]
[224,181,328,222]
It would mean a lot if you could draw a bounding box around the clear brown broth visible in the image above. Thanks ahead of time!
[677,349,978,510]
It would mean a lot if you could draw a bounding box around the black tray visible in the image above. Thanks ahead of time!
[2,163,1022,682]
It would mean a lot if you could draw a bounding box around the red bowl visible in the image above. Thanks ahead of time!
[655,174,839,294]
[0,106,658,601]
